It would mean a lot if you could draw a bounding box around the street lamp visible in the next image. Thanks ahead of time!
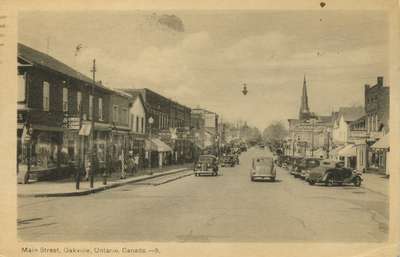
[242,83,248,95]
[148,116,154,174]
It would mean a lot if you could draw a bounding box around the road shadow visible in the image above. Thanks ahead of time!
[251,179,282,183]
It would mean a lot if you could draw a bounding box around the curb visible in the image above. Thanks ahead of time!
[18,168,190,198]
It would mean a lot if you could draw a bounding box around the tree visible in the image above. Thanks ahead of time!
[262,122,288,144]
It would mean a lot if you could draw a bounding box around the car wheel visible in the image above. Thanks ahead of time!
[250,177,254,182]
[353,176,362,187]
[213,172,217,176]
[326,176,334,187]
[308,180,315,185]
[270,177,275,182]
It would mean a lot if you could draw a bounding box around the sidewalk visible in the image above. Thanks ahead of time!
[362,172,389,196]
[18,164,192,198]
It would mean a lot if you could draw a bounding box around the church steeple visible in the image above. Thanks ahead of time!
[299,75,311,120]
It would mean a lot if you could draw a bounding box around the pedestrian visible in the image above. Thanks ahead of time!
[134,154,139,174]
[119,150,126,179]
[84,154,90,181]
[127,151,134,175]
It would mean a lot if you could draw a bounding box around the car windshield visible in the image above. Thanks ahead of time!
[199,156,214,162]
[254,157,273,167]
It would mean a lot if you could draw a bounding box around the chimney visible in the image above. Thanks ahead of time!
[377,76,383,86]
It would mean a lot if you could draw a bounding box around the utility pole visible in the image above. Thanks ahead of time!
[311,119,315,157]
[90,59,96,188]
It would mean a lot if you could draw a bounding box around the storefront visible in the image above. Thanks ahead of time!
[145,138,173,168]
[128,134,146,169]
[338,144,357,169]
[370,133,389,175]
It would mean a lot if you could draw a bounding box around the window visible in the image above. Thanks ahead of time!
[89,95,93,120]
[113,105,119,123]
[136,116,139,132]
[130,114,134,130]
[122,108,128,124]
[43,81,50,111]
[62,87,68,112]
[98,97,103,121]
[77,91,82,113]
[375,114,379,131]
[141,117,144,133]
[18,73,26,102]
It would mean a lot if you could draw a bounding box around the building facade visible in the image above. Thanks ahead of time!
[17,43,113,179]
[122,88,192,166]
[287,76,332,158]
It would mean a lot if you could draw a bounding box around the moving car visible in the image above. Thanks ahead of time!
[307,160,362,186]
[250,156,276,182]
[194,155,219,176]
[221,155,236,167]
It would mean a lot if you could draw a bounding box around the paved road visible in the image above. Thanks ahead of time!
[18,147,388,242]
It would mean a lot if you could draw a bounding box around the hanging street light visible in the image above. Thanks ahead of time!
[242,83,248,95]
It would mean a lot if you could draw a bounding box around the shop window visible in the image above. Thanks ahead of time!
[63,87,68,112]
[98,97,103,121]
[18,73,26,102]
[77,91,82,113]
[43,81,50,111]
[89,95,93,120]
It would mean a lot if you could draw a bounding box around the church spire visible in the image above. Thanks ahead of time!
[299,75,311,120]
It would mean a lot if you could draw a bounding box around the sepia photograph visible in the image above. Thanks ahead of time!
[11,4,396,249]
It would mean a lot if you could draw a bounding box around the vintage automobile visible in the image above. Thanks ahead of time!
[250,156,276,182]
[194,155,219,176]
[276,155,290,168]
[221,154,236,167]
[298,158,321,180]
[307,160,362,186]
[289,157,304,176]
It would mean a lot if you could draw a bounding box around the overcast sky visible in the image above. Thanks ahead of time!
[18,10,389,129]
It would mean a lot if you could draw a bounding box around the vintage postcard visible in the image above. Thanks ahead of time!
[0,0,399,257]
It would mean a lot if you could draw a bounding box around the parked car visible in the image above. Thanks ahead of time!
[194,155,219,176]
[298,158,321,180]
[221,155,236,167]
[250,156,276,182]
[234,154,240,165]
[276,155,290,168]
[307,160,362,186]
[290,157,304,176]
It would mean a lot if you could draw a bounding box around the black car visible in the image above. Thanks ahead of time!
[221,155,236,167]
[298,158,321,180]
[194,155,219,176]
[307,160,362,186]
[290,157,304,176]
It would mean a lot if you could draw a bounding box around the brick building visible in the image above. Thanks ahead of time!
[122,88,193,166]
[17,43,113,180]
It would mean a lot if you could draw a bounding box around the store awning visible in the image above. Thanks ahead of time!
[338,144,356,157]
[330,146,344,156]
[371,133,389,149]
[79,123,91,136]
[145,138,173,152]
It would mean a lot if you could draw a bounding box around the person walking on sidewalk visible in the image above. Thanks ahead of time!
[84,154,91,181]
[134,154,139,175]
[119,150,126,179]
[126,151,134,175]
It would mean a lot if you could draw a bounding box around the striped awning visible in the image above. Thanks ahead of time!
[338,144,356,157]
[371,133,389,149]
